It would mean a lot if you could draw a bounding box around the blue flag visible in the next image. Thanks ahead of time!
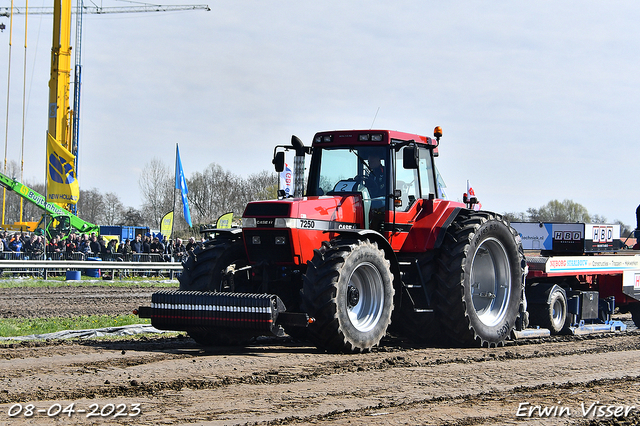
[175,145,192,227]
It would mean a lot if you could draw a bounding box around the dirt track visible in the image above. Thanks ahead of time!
[1,285,640,425]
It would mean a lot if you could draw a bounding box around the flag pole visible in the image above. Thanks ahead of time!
[171,143,177,240]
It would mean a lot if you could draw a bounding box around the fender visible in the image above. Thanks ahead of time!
[422,207,502,250]
[200,228,244,248]
[323,228,402,293]
[433,207,462,249]
[200,227,243,237]
[527,282,566,305]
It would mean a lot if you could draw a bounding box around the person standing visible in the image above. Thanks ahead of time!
[174,238,186,261]
[89,235,101,256]
[131,235,143,254]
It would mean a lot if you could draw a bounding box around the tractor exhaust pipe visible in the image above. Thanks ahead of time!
[291,135,306,198]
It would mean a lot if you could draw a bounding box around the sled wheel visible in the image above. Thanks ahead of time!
[302,238,394,353]
[545,287,569,334]
[629,304,640,328]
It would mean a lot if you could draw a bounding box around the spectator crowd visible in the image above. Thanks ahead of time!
[0,231,199,262]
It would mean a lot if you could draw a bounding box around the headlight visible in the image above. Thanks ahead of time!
[274,218,295,228]
[243,218,256,228]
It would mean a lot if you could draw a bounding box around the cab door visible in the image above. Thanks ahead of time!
[387,145,437,250]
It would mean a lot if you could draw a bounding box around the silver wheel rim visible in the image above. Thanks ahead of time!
[346,262,384,332]
[551,297,565,329]
[469,237,511,327]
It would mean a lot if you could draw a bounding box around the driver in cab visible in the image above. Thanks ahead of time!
[365,152,386,198]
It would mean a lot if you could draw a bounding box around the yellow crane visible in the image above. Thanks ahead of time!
[1,1,209,221]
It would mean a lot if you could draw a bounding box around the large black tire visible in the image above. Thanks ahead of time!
[302,238,394,353]
[389,252,439,343]
[178,237,251,346]
[179,237,249,292]
[435,211,525,347]
[629,304,640,328]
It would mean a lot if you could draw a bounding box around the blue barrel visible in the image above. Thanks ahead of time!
[66,270,81,281]
[85,257,102,278]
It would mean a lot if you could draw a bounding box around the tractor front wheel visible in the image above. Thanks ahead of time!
[302,238,394,353]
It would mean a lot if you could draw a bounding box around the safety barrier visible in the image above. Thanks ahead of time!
[0,251,183,262]
[0,257,183,279]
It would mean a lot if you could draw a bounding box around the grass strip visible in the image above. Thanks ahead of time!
[0,314,151,337]
[0,277,179,289]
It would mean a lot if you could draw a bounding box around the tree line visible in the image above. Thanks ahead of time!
[1,158,632,238]
[137,159,278,232]
[502,199,633,237]
[0,158,277,237]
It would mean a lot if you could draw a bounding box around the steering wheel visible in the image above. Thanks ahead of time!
[353,174,368,186]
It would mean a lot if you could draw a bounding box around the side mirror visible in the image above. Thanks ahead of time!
[403,146,418,169]
[273,151,285,173]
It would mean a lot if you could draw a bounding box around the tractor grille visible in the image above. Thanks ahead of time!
[243,229,294,263]
[149,291,285,335]
[244,202,291,217]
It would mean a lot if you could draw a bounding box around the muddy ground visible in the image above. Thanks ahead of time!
[1,285,640,425]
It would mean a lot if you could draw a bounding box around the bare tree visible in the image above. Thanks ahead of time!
[76,188,106,224]
[502,211,528,223]
[102,192,125,225]
[139,158,173,227]
[120,207,145,226]
[187,163,239,225]
[185,165,278,226]
[237,170,278,207]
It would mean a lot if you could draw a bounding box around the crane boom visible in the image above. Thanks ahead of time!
[48,0,73,153]
[1,5,211,17]
[0,170,99,237]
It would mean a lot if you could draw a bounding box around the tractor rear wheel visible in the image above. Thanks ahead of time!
[302,238,394,353]
[179,237,249,292]
[435,211,525,347]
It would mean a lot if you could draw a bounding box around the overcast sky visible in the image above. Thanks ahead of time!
[0,1,638,228]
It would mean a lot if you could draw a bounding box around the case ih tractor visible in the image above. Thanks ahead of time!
[140,128,527,353]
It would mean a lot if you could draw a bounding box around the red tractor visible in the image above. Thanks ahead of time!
[140,128,526,353]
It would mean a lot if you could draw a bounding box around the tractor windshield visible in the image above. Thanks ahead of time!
[307,146,388,199]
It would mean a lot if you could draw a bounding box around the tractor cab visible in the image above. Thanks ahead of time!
[303,129,440,232]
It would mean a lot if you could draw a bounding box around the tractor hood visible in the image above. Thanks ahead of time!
[243,195,365,229]
[242,195,365,265]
